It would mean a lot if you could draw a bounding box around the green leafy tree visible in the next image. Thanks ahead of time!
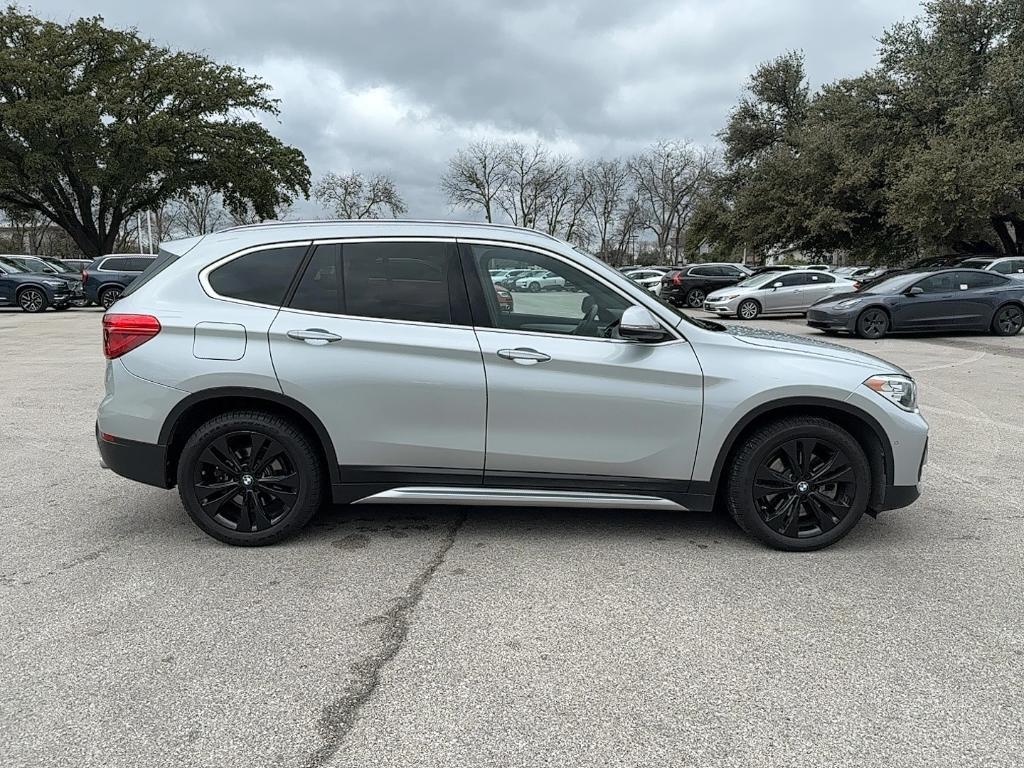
[0,8,309,257]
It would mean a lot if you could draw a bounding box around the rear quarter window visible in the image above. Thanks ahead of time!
[120,251,180,298]
[207,245,308,306]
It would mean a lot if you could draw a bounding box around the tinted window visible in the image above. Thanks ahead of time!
[121,251,179,298]
[774,273,807,287]
[342,241,458,325]
[690,266,716,277]
[807,273,835,283]
[99,257,128,271]
[290,244,341,314]
[914,272,960,293]
[208,246,307,306]
[990,260,1013,274]
[719,265,745,276]
[962,271,1007,289]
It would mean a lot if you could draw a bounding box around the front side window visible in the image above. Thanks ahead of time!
[208,245,308,306]
[913,272,960,293]
[470,245,631,339]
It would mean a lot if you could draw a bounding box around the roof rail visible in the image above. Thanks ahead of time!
[220,218,563,242]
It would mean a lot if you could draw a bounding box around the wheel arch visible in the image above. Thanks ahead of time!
[159,387,340,488]
[703,397,893,510]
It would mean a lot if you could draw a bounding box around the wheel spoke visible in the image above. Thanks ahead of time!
[236,493,253,532]
[763,493,799,533]
[810,491,850,516]
[753,466,792,498]
[803,495,838,532]
[248,491,273,531]
[797,438,816,475]
[199,485,237,516]
[778,442,802,478]
[195,480,236,501]
[252,437,286,474]
[205,436,241,475]
[809,450,853,485]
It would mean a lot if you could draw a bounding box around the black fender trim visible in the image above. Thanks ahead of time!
[158,387,341,484]
[696,397,896,499]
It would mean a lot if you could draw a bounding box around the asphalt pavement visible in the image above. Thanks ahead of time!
[1,307,1021,767]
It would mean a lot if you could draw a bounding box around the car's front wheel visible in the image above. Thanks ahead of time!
[737,299,760,320]
[18,288,48,313]
[725,417,870,551]
[177,411,324,546]
[855,308,889,339]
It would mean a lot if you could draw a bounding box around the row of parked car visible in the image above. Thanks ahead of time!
[0,253,154,312]
[622,253,1024,338]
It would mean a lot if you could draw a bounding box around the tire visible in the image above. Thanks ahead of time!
[528,282,541,293]
[18,287,48,313]
[99,286,122,310]
[737,299,761,320]
[855,307,889,339]
[177,410,324,546]
[725,417,871,551]
[686,287,706,308]
[990,303,1024,336]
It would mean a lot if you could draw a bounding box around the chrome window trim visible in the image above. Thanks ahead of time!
[198,234,684,343]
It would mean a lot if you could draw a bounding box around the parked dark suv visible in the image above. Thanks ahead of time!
[660,263,751,308]
[0,256,77,312]
[83,255,156,309]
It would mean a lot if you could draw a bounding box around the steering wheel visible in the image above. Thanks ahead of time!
[574,302,601,336]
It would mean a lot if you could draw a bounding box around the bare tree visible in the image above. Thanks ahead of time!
[314,172,407,220]
[440,140,508,222]
[613,194,644,266]
[496,141,566,228]
[539,161,592,245]
[582,158,632,257]
[174,187,229,236]
[629,141,711,260]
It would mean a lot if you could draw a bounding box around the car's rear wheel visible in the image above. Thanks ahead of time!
[99,287,122,309]
[177,411,324,546]
[18,288,48,313]
[528,282,541,292]
[725,417,870,551]
[686,288,706,307]
[855,308,889,339]
[991,303,1024,336]
[737,299,760,320]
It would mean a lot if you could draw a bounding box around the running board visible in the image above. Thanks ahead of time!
[351,486,687,510]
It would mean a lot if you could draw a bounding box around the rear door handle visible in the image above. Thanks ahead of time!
[497,347,551,364]
[287,328,343,345]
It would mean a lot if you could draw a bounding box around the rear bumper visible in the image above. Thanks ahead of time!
[96,423,171,488]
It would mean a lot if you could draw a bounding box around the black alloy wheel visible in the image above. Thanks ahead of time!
[100,287,122,309]
[18,288,47,313]
[178,411,323,546]
[856,308,889,339]
[725,417,870,551]
[686,288,706,308]
[737,299,760,320]
[991,304,1024,336]
[750,438,858,539]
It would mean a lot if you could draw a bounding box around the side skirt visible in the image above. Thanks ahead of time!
[352,486,687,510]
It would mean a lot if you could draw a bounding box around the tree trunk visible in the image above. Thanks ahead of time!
[991,217,1018,255]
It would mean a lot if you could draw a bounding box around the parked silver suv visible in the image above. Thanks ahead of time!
[96,221,928,551]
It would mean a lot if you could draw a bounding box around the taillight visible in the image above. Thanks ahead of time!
[671,272,682,285]
[81,270,88,283]
[102,314,161,359]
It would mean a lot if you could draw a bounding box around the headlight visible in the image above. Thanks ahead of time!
[834,298,864,309]
[42,279,62,286]
[864,374,918,412]
[716,294,738,302]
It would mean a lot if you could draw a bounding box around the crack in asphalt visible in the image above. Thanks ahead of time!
[302,511,467,768]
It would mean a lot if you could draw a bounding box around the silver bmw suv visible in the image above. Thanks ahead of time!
[96,221,928,551]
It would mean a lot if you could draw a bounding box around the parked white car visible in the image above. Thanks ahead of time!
[625,268,668,293]
[515,270,566,292]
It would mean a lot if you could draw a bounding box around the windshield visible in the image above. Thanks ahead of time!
[735,272,785,289]
[859,273,919,294]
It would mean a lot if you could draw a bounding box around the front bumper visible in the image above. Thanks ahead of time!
[96,423,171,488]
[703,298,740,315]
[806,306,858,332]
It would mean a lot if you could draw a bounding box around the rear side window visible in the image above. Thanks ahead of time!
[962,271,1007,289]
[290,244,341,314]
[342,241,458,325]
[690,266,715,277]
[208,245,307,306]
[808,273,835,283]
[100,257,127,271]
[120,251,179,298]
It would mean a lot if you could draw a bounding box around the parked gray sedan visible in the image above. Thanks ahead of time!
[704,270,858,319]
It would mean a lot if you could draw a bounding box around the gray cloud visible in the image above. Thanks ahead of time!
[29,0,923,217]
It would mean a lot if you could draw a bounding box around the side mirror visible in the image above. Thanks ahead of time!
[772,282,783,290]
[905,286,924,296]
[619,306,666,342]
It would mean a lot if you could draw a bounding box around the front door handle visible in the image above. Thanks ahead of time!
[287,328,343,346]
[497,347,551,364]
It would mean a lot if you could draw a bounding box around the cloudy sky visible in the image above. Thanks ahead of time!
[31,0,923,218]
